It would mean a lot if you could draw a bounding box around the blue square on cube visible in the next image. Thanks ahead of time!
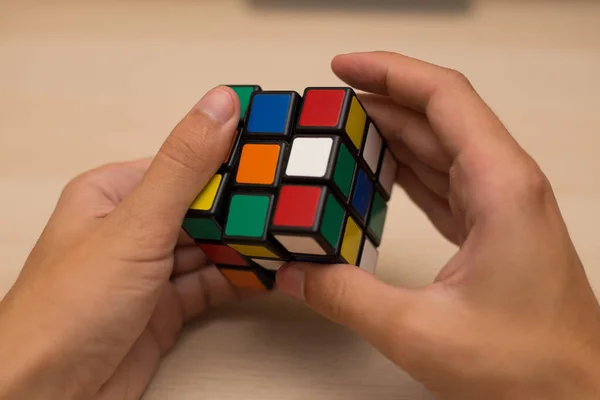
[351,168,373,222]
[247,93,292,134]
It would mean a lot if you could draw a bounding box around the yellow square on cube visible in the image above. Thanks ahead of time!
[228,244,279,259]
[345,97,366,150]
[189,174,222,210]
[341,216,362,265]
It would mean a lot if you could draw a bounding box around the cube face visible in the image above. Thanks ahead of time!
[252,259,284,271]
[296,87,369,154]
[219,266,275,290]
[270,185,345,257]
[224,193,272,239]
[358,237,378,275]
[235,142,285,188]
[198,243,249,267]
[285,137,333,179]
[298,89,346,127]
[272,185,322,229]
[246,91,299,139]
[183,173,231,242]
[367,190,388,246]
[379,148,398,199]
[351,168,374,224]
[340,216,363,265]
[284,135,356,202]
[362,123,384,176]
[182,85,396,290]
[228,85,262,122]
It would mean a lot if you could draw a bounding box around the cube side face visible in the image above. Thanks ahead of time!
[182,84,397,290]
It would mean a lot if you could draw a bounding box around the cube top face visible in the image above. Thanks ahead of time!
[184,84,397,290]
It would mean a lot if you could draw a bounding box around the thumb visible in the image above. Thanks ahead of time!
[108,86,239,240]
[277,262,414,349]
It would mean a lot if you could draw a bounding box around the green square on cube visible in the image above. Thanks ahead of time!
[225,194,270,238]
[182,218,221,241]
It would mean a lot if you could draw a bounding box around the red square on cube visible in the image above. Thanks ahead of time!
[298,89,345,127]
[198,243,248,266]
[273,185,322,228]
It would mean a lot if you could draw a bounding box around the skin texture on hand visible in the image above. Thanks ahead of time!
[0,86,260,400]
[276,51,600,399]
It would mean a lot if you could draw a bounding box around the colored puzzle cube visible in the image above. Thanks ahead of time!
[182,85,398,291]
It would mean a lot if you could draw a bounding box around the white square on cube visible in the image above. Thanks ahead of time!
[363,123,383,174]
[252,259,285,271]
[274,235,326,255]
[379,149,397,196]
[359,238,378,274]
[286,137,333,178]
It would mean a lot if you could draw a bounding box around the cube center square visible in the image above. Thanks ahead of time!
[182,84,396,290]
[235,142,285,187]
[284,135,356,202]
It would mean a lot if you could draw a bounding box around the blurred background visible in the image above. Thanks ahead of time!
[1,1,599,399]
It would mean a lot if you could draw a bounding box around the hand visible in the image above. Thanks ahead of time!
[276,52,600,399]
[0,87,253,399]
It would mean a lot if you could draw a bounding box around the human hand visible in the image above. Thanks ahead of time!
[0,86,252,399]
[276,51,600,399]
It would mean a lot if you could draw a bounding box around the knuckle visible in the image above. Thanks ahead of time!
[516,161,553,202]
[61,163,116,197]
[487,158,553,208]
[444,68,473,89]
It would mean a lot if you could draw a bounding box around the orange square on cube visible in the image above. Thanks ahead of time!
[221,269,267,290]
[236,143,283,186]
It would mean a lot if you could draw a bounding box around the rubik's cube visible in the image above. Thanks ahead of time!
[182,85,398,291]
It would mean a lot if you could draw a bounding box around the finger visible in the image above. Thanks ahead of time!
[108,86,239,242]
[172,266,243,322]
[331,51,520,159]
[276,263,414,354]
[172,245,208,277]
[393,141,449,199]
[396,164,463,245]
[359,93,451,172]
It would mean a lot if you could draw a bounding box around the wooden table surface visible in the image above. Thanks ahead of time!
[1,1,599,398]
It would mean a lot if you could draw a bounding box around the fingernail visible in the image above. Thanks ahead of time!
[195,86,234,124]
[277,264,305,300]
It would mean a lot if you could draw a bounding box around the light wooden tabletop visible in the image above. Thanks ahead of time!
[1,1,599,398]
